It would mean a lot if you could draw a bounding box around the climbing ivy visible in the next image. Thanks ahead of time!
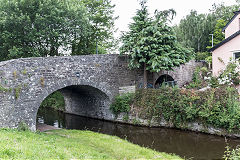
[111,86,240,132]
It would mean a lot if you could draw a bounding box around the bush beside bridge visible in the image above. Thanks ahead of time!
[111,86,240,132]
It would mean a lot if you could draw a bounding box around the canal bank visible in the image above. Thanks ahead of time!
[37,107,240,160]
[0,128,181,159]
[110,87,240,138]
[115,113,240,138]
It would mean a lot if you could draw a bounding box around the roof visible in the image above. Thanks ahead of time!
[222,11,240,32]
[209,30,240,52]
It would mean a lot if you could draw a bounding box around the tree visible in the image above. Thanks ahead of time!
[210,3,240,22]
[0,0,90,61]
[207,19,226,49]
[175,3,240,52]
[72,0,118,55]
[120,0,193,88]
[175,11,216,52]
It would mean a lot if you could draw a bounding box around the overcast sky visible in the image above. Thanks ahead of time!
[111,0,237,38]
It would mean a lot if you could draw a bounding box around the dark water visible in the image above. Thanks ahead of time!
[37,108,240,160]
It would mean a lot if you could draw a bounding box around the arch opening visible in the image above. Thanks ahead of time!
[36,85,111,130]
[155,74,176,88]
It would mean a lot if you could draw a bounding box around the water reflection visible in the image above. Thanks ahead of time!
[37,108,240,160]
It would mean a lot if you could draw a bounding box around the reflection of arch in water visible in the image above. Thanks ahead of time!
[33,79,112,131]
[155,74,176,88]
[37,84,110,128]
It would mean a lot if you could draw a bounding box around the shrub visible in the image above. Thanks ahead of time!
[218,60,240,86]
[205,56,212,66]
[17,122,29,131]
[206,59,240,88]
[133,89,160,119]
[195,52,211,61]
[200,67,208,76]
[110,93,134,116]
[223,145,240,160]
[186,67,208,89]
[113,86,240,132]
[209,76,219,88]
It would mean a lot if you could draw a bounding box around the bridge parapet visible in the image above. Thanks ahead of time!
[0,54,142,130]
[0,54,201,130]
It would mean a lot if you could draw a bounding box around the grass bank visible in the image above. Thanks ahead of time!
[0,129,182,159]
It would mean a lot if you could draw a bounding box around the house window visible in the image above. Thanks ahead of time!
[234,52,240,60]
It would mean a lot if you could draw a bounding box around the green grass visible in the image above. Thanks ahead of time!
[0,129,182,160]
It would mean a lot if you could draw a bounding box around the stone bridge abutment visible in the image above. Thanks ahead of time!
[59,85,111,120]
[0,54,201,130]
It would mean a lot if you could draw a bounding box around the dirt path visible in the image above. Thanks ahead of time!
[36,123,61,132]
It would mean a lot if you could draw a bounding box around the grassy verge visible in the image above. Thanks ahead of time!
[0,129,182,159]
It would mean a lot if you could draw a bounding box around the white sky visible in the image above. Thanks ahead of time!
[112,0,237,38]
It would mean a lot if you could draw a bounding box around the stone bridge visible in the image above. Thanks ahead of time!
[0,54,201,130]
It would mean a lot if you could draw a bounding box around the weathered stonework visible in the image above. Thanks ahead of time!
[0,54,201,130]
[115,113,240,138]
[152,60,203,87]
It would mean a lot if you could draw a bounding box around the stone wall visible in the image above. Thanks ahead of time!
[0,54,142,130]
[60,85,110,119]
[152,60,203,87]
[115,113,240,138]
[0,54,202,130]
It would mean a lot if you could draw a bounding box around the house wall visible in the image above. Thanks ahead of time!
[212,35,240,76]
[225,14,240,38]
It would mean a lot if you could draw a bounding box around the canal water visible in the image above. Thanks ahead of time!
[37,108,240,160]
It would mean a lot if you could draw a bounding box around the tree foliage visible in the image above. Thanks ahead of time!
[72,0,118,55]
[0,0,90,60]
[175,10,216,52]
[120,1,192,87]
[175,3,240,52]
[210,3,240,22]
[0,0,118,61]
[120,1,192,73]
[207,19,226,49]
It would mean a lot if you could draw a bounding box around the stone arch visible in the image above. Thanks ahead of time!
[154,74,176,88]
[32,79,114,131]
